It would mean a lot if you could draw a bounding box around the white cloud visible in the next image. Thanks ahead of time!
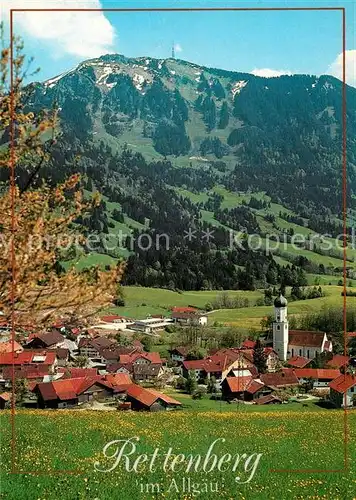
[0,0,117,59]
[250,68,293,78]
[327,50,356,87]
[174,43,183,53]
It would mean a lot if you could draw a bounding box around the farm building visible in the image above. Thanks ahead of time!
[294,368,341,388]
[0,350,57,378]
[260,369,299,390]
[35,377,115,408]
[222,376,264,401]
[253,394,282,405]
[329,374,356,408]
[170,346,190,364]
[0,341,23,354]
[326,354,351,369]
[125,385,181,411]
[25,330,65,349]
[131,317,172,334]
[286,356,312,368]
[0,392,11,409]
[171,311,208,326]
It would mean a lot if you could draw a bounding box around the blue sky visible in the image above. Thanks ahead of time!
[1,0,355,85]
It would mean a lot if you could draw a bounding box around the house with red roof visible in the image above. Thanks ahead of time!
[329,374,356,408]
[182,349,248,383]
[121,351,162,365]
[172,306,198,314]
[132,363,163,383]
[182,359,208,381]
[262,347,279,372]
[0,392,11,409]
[169,346,190,364]
[55,348,70,366]
[25,330,65,349]
[260,368,299,390]
[286,356,312,369]
[104,373,133,393]
[35,372,134,409]
[125,385,181,411]
[78,336,117,362]
[2,365,52,383]
[100,315,131,324]
[241,339,257,349]
[107,351,163,382]
[35,377,115,408]
[294,368,341,388]
[236,347,278,372]
[35,376,179,411]
[0,351,57,380]
[106,362,132,375]
[221,376,264,401]
[57,367,98,379]
[253,394,282,405]
[288,330,331,359]
[172,311,208,326]
[0,341,23,355]
[326,354,350,370]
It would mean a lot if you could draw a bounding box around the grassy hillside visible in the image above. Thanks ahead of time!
[172,184,353,275]
[108,284,353,329]
[109,286,263,319]
[1,410,354,499]
[209,285,354,329]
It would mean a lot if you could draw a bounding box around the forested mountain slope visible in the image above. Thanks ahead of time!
[2,54,355,290]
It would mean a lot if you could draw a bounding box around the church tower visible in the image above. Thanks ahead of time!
[272,294,288,361]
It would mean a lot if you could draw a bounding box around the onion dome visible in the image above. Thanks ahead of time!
[274,294,287,308]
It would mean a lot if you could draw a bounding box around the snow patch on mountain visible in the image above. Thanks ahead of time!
[232,80,247,98]
[133,73,146,91]
[97,66,114,84]
[44,67,76,88]
[323,81,334,91]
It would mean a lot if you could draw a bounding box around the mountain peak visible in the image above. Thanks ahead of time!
[31,52,354,174]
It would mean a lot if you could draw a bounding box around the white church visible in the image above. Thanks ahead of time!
[272,294,333,361]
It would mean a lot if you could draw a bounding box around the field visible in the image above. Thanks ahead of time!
[109,286,263,319]
[163,390,324,413]
[209,286,356,329]
[108,284,354,330]
[1,410,355,499]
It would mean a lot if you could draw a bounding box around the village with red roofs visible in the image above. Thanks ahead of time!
[0,295,355,412]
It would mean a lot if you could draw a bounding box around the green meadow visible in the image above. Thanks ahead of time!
[109,286,263,319]
[209,286,354,329]
[1,410,354,499]
[106,284,353,330]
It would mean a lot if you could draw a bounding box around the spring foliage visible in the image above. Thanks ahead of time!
[0,31,124,327]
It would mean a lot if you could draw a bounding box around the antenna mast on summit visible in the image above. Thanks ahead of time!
[172,42,175,59]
